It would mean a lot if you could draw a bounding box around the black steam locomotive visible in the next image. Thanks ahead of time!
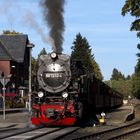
[31,52,123,126]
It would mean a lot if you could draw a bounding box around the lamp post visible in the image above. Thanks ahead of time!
[11,65,16,90]
[27,43,34,112]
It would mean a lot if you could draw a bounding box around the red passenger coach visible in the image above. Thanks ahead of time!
[31,52,123,126]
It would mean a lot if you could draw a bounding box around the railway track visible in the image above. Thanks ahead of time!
[69,120,140,140]
[0,125,80,140]
[1,121,139,140]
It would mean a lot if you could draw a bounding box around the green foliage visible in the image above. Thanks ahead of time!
[38,48,47,58]
[105,79,132,99]
[32,48,47,76]
[5,98,25,108]
[91,59,103,80]
[122,1,140,98]
[122,0,140,38]
[126,75,131,80]
[31,57,38,91]
[135,44,140,73]
[105,68,133,99]
[131,73,140,98]
[31,57,38,76]
[31,48,47,91]
[5,99,12,108]
[71,33,103,80]
[131,45,140,98]
[13,102,25,108]
[71,33,93,71]
[111,68,125,80]
[122,0,140,17]
[3,30,22,35]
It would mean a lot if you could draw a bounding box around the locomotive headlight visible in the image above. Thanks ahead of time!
[62,92,68,98]
[50,52,57,59]
[38,91,44,98]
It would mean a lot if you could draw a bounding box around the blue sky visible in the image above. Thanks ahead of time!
[0,0,139,80]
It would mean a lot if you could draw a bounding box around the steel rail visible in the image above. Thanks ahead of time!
[0,126,42,139]
[1,127,80,140]
[107,127,140,140]
[71,120,140,140]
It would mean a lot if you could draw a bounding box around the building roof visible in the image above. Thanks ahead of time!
[0,34,29,62]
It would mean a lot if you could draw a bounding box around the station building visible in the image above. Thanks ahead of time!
[0,34,30,97]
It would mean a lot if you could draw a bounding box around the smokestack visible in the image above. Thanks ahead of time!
[40,0,65,53]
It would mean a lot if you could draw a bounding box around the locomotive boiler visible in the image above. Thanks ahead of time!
[31,52,123,126]
[31,52,82,125]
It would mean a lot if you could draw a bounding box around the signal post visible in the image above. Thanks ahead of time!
[0,72,11,120]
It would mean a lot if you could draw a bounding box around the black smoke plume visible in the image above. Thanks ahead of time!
[40,0,65,53]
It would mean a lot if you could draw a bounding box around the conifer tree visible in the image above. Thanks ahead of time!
[38,48,47,58]
[131,45,140,98]
[71,33,103,80]
[135,44,140,73]
[111,68,125,80]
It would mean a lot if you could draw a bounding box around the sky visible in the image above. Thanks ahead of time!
[0,0,139,80]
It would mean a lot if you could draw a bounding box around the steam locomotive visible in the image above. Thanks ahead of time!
[31,52,123,126]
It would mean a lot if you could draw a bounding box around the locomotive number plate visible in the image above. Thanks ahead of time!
[45,73,62,78]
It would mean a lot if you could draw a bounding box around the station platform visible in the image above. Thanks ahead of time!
[60,105,138,140]
[105,105,134,126]
[0,109,30,128]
